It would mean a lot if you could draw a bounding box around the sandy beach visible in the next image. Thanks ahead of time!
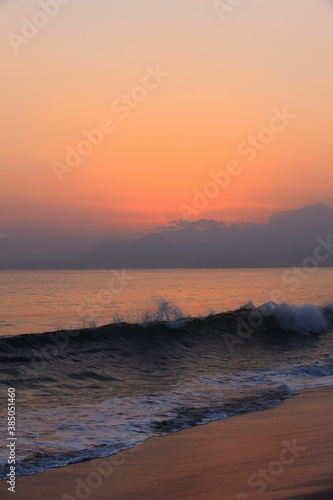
[1,385,332,500]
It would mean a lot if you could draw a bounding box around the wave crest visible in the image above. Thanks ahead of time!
[0,301,332,364]
[261,302,329,334]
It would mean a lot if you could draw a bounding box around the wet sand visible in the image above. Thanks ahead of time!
[1,386,333,500]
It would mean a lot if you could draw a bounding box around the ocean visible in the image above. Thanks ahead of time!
[0,268,333,479]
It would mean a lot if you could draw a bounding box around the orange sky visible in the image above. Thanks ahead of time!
[1,0,333,239]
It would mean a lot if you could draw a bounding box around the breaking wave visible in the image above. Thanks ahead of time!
[0,301,332,364]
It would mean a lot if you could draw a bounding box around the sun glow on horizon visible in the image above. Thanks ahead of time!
[1,0,333,244]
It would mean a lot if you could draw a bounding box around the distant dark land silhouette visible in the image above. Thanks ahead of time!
[52,203,333,269]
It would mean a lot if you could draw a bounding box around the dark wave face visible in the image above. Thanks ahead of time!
[1,302,333,479]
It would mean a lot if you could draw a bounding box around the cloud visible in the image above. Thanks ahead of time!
[157,219,226,231]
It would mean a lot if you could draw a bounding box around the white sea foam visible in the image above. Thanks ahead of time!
[260,302,331,334]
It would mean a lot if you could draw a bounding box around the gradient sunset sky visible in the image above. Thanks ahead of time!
[1,0,333,243]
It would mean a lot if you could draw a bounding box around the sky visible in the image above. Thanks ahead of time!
[1,0,333,255]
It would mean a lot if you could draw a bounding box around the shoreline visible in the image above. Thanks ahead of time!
[1,385,333,499]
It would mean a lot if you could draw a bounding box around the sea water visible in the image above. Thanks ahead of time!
[0,268,332,478]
